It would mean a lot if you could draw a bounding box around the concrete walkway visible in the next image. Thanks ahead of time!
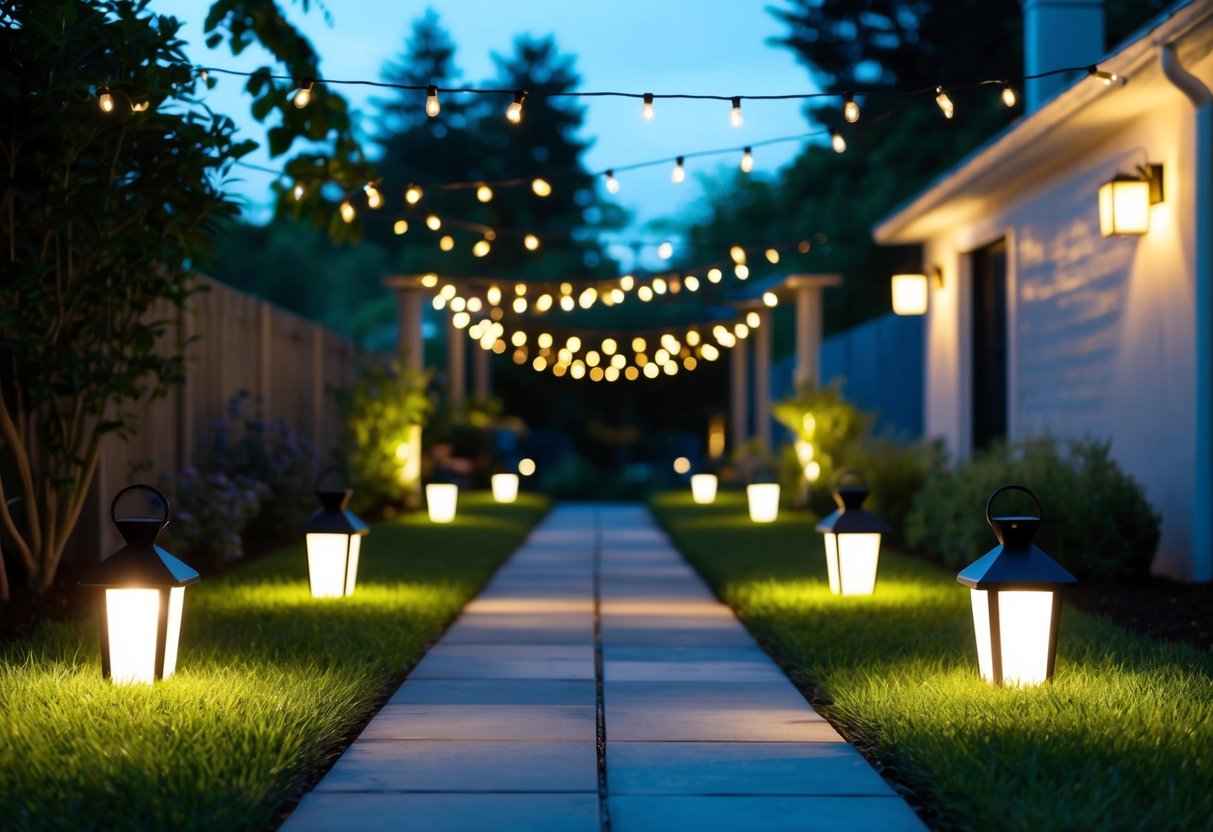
[283,504,924,832]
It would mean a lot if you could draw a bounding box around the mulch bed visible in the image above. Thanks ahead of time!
[1068,579,1213,653]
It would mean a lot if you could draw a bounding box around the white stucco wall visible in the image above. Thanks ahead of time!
[922,81,1203,579]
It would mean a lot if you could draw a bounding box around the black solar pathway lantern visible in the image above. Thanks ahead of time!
[957,485,1077,686]
[815,470,890,596]
[300,469,370,599]
[80,484,200,684]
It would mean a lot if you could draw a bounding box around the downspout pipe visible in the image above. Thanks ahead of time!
[1160,43,1213,581]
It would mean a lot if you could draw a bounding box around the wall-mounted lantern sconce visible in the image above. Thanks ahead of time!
[957,485,1076,686]
[81,485,200,684]
[1099,164,1163,237]
[815,471,890,596]
[891,266,943,316]
[301,470,369,599]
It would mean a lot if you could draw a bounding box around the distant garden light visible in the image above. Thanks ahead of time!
[957,485,1077,686]
[300,471,370,599]
[491,473,520,504]
[690,473,718,505]
[673,456,692,475]
[426,483,459,524]
[1099,164,1163,237]
[80,485,199,684]
[746,482,780,523]
[815,471,890,596]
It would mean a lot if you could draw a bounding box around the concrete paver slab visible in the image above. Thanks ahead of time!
[361,704,595,741]
[388,679,595,706]
[286,793,600,832]
[608,795,924,832]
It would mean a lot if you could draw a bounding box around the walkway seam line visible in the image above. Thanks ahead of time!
[592,505,611,832]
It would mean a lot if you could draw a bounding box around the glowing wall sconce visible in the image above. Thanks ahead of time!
[80,485,199,684]
[491,472,520,504]
[891,267,943,316]
[300,472,369,598]
[746,483,781,523]
[1099,164,1163,236]
[957,485,1076,686]
[426,482,459,523]
[690,473,718,505]
[815,471,890,596]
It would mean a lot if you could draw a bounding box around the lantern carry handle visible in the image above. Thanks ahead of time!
[985,484,1043,528]
[834,469,868,490]
[110,483,170,526]
[314,466,349,491]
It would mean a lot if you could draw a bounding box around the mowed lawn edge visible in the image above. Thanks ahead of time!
[0,493,550,832]
[650,491,1213,832]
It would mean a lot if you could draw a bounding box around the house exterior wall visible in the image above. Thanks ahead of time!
[921,81,1203,579]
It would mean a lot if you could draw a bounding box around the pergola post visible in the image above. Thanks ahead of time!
[447,315,465,411]
[730,335,749,453]
[472,343,491,399]
[383,275,429,503]
[788,274,842,389]
[753,307,773,453]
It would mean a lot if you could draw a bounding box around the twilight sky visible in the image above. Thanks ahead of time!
[151,0,821,244]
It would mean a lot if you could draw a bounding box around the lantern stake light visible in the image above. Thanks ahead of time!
[491,473,520,504]
[690,473,718,505]
[957,485,1077,686]
[300,471,370,599]
[746,483,780,523]
[815,471,890,596]
[81,485,200,684]
[426,482,459,523]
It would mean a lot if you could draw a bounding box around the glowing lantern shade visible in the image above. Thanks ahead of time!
[746,483,781,523]
[891,273,929,316]
[1098,164,1165,237]
[80,485,199,684]
[426,483,459,523]
[690,473,718,505]
[491,473,520,504]
[300,476,369,599]
[815,471,890,596]
[957,485,1076,686]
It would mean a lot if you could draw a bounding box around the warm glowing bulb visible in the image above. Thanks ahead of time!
[730,96,743,128]
[605,170,620,194]
[420,273,439,288]
[426,214,442,231]
[746,310,761,328]
[707,268,723,283]
[843,93,860,123]
[473,240,491,257]
[506,90,526,123]
[452,311,470,329]
[439,235,455,251]
[765,248,780,264]
[426,84,441,117]
[685,275,700,291]
[658,242,674,260]
[1088,65,1118,85]
[513,297,527,313]
[339,200,355,223]
[831,129,846,154]
[730,245,747,265]
[405,185,423,205]
[642,92,655,122]
[531,178,552,197]
[476,183,494,202]
[98,86,115,113]
[652,277,667,295]
[763,291,778,307]
[673,456,692,475]
[740,147,754,173]
[393,219,409,235]
[293,183,305,201]
[671,157,686,184]
[486,286,502,306]
[524,233,540,251]
[935,87,954,119]
[1001,85,1017,108]
[363,182,383,209]
[292,78,314,109]
[130,101,149,113]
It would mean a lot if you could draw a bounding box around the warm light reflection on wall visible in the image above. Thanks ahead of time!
[690,474,718,504]
[891,273,929,316]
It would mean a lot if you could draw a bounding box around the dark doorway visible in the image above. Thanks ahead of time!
[971,238,1008,450]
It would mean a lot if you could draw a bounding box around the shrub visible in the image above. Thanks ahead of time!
[162,468,268,568]
[905,436,1160,580]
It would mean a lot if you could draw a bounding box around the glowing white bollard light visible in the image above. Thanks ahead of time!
[690,474,718,505]
[958,485,1077,686]
[301,472,369,598]
[815,471,890,596]
[426,483,459,524]
[80,484,199,684]
[746,483,781,523]
[492,473,520,504]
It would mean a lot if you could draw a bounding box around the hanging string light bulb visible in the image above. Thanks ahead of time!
[393,219,409,235]
[605,170,620,194]
[363,181,383,209]
[426,84,441,117]
[843,92,860,123]
[1001,85,1017,107]
[830,129,847,154]
[293,182,305,201]
[293,77,315,109]
[642,92,655,122]
[339,200,355,223]
[531,178,552,197]
[524,234,541,251]
[439,235,455,251]
[730,245,747,265]
[476,183,494,202]
[671,156,686,184]
[740,147,754,173]
[97,85,115,113]
[426,215,442,231]
[130,100,150,113]
[935,86,955,119]
[730,97,743,128]
[473,239,491,257]
[1088,65,1118,85]
[405,185,423,205]
[506,90,526,123]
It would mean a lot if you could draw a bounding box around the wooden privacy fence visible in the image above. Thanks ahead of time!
[69,275,358,560]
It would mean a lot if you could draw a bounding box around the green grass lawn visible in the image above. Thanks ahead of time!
[0,493,548,832]
[651,491,1213,832]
